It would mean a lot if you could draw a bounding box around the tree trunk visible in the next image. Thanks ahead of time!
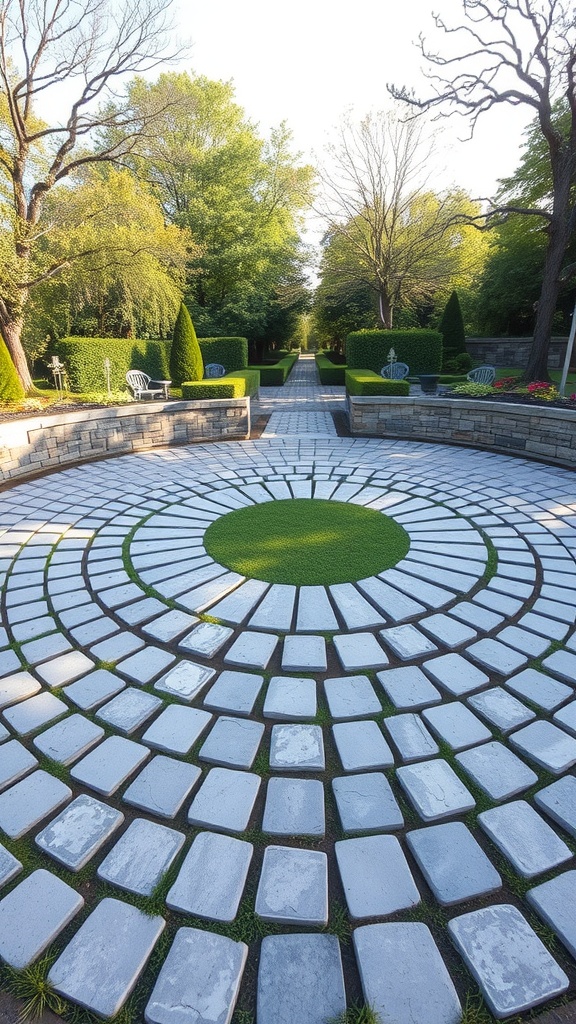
[524,229,568,381]
[378,290,393,329]
[0,316,34,392]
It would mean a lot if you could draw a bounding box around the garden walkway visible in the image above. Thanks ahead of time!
[0,357,575,1022]
[253,352,343,437]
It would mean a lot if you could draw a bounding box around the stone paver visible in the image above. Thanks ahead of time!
[3,360,576,1020]
[198,715,264,768]
[0,869,84,968]
[336,834,420,918]
[97,818,185,895]
[255,846,328,926]
[167,832,253,922]
[527,870,576,961]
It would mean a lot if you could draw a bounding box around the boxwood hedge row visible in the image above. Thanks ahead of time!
[54,337,170,393]
[346,330,442,375]
[198,337,248,372]
[181,369,260,400]
[345,370,410,396]
[315,354,347,385]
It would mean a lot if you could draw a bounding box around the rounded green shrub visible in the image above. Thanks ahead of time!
[0,338,25,402]
[170,304,203,386]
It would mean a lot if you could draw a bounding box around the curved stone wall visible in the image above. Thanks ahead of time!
[348,395,576,468]
[0,398,250,485]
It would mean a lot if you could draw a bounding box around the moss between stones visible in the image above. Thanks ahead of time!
[203,498,410,586]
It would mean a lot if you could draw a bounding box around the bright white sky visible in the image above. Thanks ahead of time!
[175,0,532,199]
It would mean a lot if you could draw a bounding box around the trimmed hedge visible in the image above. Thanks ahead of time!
[346,330,442,375]
[181,369,260,400]
[315,354,347,385]
[250,354,298,385]
[346,370,410,397]
[198,337,248,372]
[170,304,203,386]
[54,337,170,393]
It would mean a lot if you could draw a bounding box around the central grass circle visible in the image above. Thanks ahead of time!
[203,498,410,586]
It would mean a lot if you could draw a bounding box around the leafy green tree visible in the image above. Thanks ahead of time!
[0,335,24,401]
[390,0,576,379]
[438,291,466,357]
[170,304,203,385]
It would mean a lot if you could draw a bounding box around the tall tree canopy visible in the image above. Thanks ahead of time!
[0,0,183,389]
[390,0,576,379]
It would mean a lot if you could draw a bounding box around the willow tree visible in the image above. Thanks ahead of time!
[0,0,183,390]
[390,0,576,380]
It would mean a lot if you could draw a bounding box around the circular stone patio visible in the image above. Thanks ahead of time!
[0,434,576,1022]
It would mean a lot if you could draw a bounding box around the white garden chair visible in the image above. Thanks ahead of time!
[126,370,166,400]
[467,365,496,385]
[380,362,410,380]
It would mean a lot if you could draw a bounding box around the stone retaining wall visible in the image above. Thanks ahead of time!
[348,395,576,467]
[466,337,569,369]
[0,398,250,485]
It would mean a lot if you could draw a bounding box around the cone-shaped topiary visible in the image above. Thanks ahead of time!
[438,290,466,357]
[0,337,25,402]
[170,303,204,386]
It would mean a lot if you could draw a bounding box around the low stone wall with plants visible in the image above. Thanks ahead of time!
[0,398,250,485]
[348,395,576,467]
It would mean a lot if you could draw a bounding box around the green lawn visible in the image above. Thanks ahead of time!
[203,498,410,586]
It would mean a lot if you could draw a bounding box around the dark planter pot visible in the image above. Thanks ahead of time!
[419,374,439,394]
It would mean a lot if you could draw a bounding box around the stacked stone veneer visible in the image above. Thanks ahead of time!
[348,396,576,467]
[466,337,569,369]
[0,398,250,485]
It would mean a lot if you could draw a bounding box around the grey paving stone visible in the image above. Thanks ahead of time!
[479,801,572,877]
[534,776,576,838]
[123,756,201,819]
[48,898,165,1019]
[332,633,388,671]
[531,597,576,624]
[332,772,403,833]
[474,590,523,617]
[467,686,536,733]
[179,622,234,657]
[336,834,419,919]
[543,649,576,685]
[0,843,21,889]
[188,768,261,833]
[377,666,442,709]
[115,597,165,626]
[422,702,492,751]
[262,777,325,835]
[269,724,325,772]
[21,632,72,665]
[167,831,253,922]
[456,741,538,801]
[449,601,504,631]
[497,626,551,658]
[505,668,573,711]
[281,635,327,672]
[396,759,475,822]
[0,649,22,679]
[224,631,278,670]
[448,905,569,1018]
[154,661,216,702]
[421,653,490,697]
[332,721,394,771]
[207,578,270,627]
[115,646,176,684]
[329,583,386,629]
[0,739,38,791]
[0,671,41,710]
[356,576,426,621]
[249,584,296,632]
[90,631,144,662]
[98,818,185,895]
[380,624,438,660]
[35,651,95,688]
[64,668,126,710]
[354,922,462,1024]
[553,700,576,736]
[2,691,66,736]
[145,927,248,1024]
[142,705,212,755]
[527,870,576,960]
[257,933,345,1024]
[199,716,264,768]
[517,611,569,641]
[407,821,501,905]
[71,735,150,796]
[255,845,328,926]
[203,670,263,716]
[0,770,71,838]
[296,586,339,631]
[383,713,439,762]
[509,720,576,774]
[263,676,317,720]
[96,688,163,735]
[324,675,381,719]
[0,869,84,969]
[420,613,477,648]
[466,638,529,675]
[36,794,124,870]
[33,714,104,765]
[142,609,199,642]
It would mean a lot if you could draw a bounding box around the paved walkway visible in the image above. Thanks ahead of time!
[0,358,575,1022]
[253,353,344,437]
